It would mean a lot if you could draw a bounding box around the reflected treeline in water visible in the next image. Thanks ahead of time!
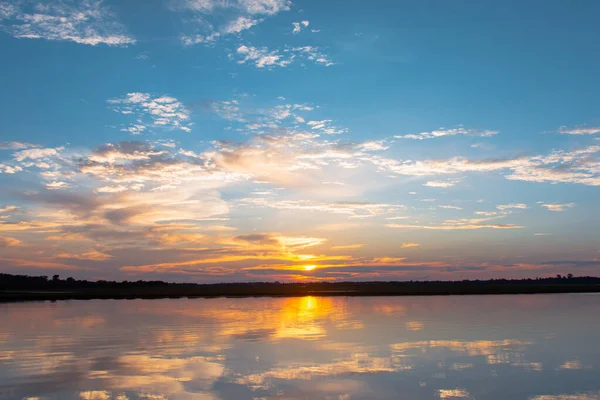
[1,295,600,399]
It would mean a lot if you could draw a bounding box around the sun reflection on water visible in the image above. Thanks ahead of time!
[0,295,599,400]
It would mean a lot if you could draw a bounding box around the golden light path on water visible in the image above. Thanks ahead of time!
[1,294,600,400]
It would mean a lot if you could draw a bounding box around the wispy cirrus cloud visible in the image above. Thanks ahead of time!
[0,141,40,150]
[0,0,135,46]
[438,205,463,210]
[557,125,600,135]
[371,145,600,186]
[288,46,335,67]
[395,126,498,140]
[242,197,402,218]
[496,203,527,211]
[540,202,575,212]
[176,0,291,45]
[387,221,523,230]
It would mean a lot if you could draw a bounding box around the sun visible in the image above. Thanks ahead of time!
[303,265,317,271]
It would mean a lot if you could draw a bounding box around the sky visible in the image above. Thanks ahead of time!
[0,0,599,282]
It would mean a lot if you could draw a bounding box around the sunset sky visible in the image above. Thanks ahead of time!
[0,0,599,282]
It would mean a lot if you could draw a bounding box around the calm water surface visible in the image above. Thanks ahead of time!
[1,294,600,400]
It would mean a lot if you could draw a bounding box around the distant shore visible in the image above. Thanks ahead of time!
[2,273,600,302]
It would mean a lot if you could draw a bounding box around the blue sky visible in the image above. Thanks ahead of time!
[0,0,599,281]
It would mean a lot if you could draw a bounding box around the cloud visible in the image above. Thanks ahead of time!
[330,244,364,250]
[181,31,220,45]
[232,45,336,69]
[438,205,463,210]
[438,389,471,399]
[289,46,335,67]
[56,249,112,261]
[108,93,193,132]
[94,184,140,194]
[540,203,575,212]
[306,119,347,134]
[0,141,40,150]
[234,233,326,249]
[223,16,259,34]
[395,126,498,140]
[558,125,600,135]
[242,197,402,218]
[292,20,309,34]
[387,223,523,230]
[0,236,21,247]
[423,178,462,188]
[176,0,291,45]
[371,145,600,186]
[496,203,527,211]
[474,211,497,216]
[0,163,22,174]
[354,141,388,151]
[180,0,291,15]
[387,216,524,230]
[13,147,60,162]
[45,181,70,190]
[400,243,420,248]
[207,133,375,185]
[0,0,135,46]
[235,45,293,68]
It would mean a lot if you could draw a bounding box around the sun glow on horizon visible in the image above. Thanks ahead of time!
[303,265,317,271]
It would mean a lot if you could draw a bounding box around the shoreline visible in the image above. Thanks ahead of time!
[2,284,600,302]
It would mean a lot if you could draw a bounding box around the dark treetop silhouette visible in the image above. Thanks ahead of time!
[1,273,600,301]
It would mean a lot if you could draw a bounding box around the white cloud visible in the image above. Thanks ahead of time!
[223,16,260,34]
[235,45,293,68]
[540,203,575,212]
[371,145,600,187]
[94,185,129,193]
[177,0,290,45]
[474,211,497,216]
[108,93,193,132]
[0,0,135,46]
[232,44,336,69]
[306,119,347,135]
[395,126,498,140]
[13,147,60,162]
[0,164,23,174]
[289,45,335,66]
[496,203,527,211]
[181,32,220,45]
[45,181,70,190]
[438,205,463,210]
[558,125,600,135]
[292,20,309,34]
[354,141,388,151]
[423,178,462,188]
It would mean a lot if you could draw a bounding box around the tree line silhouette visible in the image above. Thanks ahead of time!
[1,272,599,301]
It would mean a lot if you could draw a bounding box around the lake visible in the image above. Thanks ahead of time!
[1,294,599,400]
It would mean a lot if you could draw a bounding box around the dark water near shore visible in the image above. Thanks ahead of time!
[1,294,599,400]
